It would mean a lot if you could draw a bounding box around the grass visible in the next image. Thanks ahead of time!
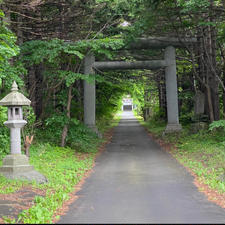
[0,176,30,194]
[140,116,225,194]
[96,111,122,134]
[18,144,96,224]
[0,113,121,224]
[0,144,96,224]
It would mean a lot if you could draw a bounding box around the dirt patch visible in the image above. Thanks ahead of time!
[74,152,90,161]
[145,127,225,210]
[0,186,45,223]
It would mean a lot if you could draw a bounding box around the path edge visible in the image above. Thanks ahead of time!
[141,123,225,210]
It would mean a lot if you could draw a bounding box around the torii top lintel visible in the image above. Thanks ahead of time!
[86,37,197,71]
[128,37,197,49]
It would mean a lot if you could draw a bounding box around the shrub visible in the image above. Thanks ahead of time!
[0,107,9,158]
[209,120,225,132]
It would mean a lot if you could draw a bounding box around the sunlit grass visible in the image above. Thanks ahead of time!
[16,144,96,224]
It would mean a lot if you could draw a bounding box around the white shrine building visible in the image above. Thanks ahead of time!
[122,95,133,111]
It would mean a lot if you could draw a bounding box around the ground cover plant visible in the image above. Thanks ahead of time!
[0,143,96,224]
[138,115,225,204]
[0,113,121,224]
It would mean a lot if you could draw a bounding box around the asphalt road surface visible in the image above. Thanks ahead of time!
[59,111,225,224]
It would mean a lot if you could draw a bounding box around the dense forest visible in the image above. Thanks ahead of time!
[1,0,225,223]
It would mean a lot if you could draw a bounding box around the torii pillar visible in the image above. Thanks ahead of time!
[83,54,100,135]
[164,46,182,132]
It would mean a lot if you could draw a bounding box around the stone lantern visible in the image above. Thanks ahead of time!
[0,81,47,183]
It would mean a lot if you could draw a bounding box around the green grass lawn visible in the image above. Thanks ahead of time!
[1,143,98,224]
[19,144,96,224]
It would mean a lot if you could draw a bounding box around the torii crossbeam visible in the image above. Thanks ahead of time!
[83,37,197,134]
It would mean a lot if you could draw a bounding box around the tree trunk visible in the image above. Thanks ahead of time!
[223,63,225,114]
[196,5,219,122]
[35,64,43,119]
[61,85,73,147]
[157,72,166,119]
[28,66,36,111]
[206,85,214,122]
[207,1,220,120]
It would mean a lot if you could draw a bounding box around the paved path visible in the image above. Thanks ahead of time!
[59,111,225,224]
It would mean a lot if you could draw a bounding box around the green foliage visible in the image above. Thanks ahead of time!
[0,61,26,92]
[0,16,19,61]
[96,81,124,119]
[21,38,125,67]
[174,130,225,193]
[2,217,16,224]
[141,116,166,136]
[209,120,225,132]
[0,106,7,124]
[0,11,23,159]
[22,106,37,137]
[37,113,100,153]
[19,37,125,128]
[67,122,100,153]
[177,0,210,13]
[21,39,87,89]
[0,174,29,194]
[0,10,25,95]
[97,112,121,134]
[0,106,9,158]
[21,39,83,65]
[16,143,96,223]
[37,114,69,145]
[76,37,125,59]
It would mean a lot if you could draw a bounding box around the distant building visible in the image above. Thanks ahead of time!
[122,96,133,111]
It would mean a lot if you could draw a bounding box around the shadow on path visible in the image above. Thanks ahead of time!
[59,111,225,223]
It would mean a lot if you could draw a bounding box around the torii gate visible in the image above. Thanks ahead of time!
[83,37,197,133]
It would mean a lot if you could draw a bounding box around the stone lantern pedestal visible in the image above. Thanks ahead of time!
[0,81,47,183]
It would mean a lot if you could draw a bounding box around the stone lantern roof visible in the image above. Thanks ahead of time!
[0,81,31,106]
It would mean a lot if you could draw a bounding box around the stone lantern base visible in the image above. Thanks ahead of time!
[164,123,182,133]
[0,154,48,184]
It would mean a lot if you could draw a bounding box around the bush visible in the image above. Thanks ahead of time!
[22,106,37,136]
[37,114,68,145]
[209,120,225,132]
[67,122,99,153]
[0,107,9,158]
[179,112,193,125]
[36,114,100,153]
